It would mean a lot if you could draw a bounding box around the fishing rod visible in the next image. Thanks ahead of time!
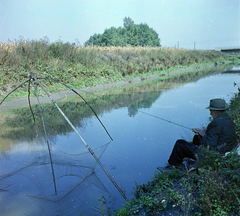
[139,110,192,130]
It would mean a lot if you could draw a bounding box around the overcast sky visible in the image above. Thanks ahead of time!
[0,0,239,49]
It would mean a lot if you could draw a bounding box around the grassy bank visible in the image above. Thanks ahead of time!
[114,88,240,216]
[0,39,238,100]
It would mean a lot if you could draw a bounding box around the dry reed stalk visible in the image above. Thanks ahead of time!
[0,41,18,52]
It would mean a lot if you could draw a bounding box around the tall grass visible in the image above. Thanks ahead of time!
[0,38,233,96]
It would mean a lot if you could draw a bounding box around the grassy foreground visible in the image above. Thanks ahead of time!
[0,39,237,100]
[113,89,240,216]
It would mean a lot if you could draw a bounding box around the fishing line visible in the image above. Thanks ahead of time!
[138,110,192,130]
[36,76,193,132]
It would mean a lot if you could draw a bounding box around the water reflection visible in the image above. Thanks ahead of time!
[0,64,229,142]
[0,64,239,215]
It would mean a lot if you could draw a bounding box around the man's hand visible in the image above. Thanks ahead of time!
[192,128,206,136]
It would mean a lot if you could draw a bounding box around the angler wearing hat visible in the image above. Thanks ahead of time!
[164,98,236,168]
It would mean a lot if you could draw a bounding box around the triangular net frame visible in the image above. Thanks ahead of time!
[0,71,128,205]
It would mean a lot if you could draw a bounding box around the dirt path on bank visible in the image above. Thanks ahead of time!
[0,64,215,112]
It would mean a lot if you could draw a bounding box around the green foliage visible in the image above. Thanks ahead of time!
[196,148,240,215]
[85,17,161,47]
[229,84,240,141]
[114,167,183,215]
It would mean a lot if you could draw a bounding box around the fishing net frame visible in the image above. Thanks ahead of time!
[0,70,128,202]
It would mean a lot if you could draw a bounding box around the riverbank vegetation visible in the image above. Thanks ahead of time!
[115,88,240,216]
[0,38,237,100]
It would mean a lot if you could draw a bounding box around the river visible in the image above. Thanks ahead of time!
[0,65,239,215]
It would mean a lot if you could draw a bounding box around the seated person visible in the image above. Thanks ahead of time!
[164,98,236,168]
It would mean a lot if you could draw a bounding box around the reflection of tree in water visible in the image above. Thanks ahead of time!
[127,91,162,117]
[126,64,227,117]
[1,86,163,142]
[2,101,89,141]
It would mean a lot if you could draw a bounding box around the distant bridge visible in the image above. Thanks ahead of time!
[217,46,240,53]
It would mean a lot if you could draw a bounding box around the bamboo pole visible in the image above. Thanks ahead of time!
[30,78,58,195]
[29,71,128,202]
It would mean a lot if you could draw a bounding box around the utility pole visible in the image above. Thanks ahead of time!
[177,41,179,49]
[194,41,196,50]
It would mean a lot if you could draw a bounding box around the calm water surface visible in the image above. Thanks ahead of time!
[0,66,239,215]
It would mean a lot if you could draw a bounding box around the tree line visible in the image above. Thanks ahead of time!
[84,17,161,47]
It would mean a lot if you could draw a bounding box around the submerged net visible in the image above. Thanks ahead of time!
[0,103,114,214]
[0,134,111,215]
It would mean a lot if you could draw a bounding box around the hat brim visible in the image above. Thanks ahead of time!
[206,106,228,110]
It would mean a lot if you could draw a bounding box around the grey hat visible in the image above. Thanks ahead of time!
[206,98,228,110]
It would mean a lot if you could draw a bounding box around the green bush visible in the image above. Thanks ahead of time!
[85,17,161,47]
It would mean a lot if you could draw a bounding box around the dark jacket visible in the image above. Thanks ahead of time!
[202,113,236,153]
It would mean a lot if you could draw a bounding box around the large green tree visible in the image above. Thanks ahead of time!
[85,17,161,47]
